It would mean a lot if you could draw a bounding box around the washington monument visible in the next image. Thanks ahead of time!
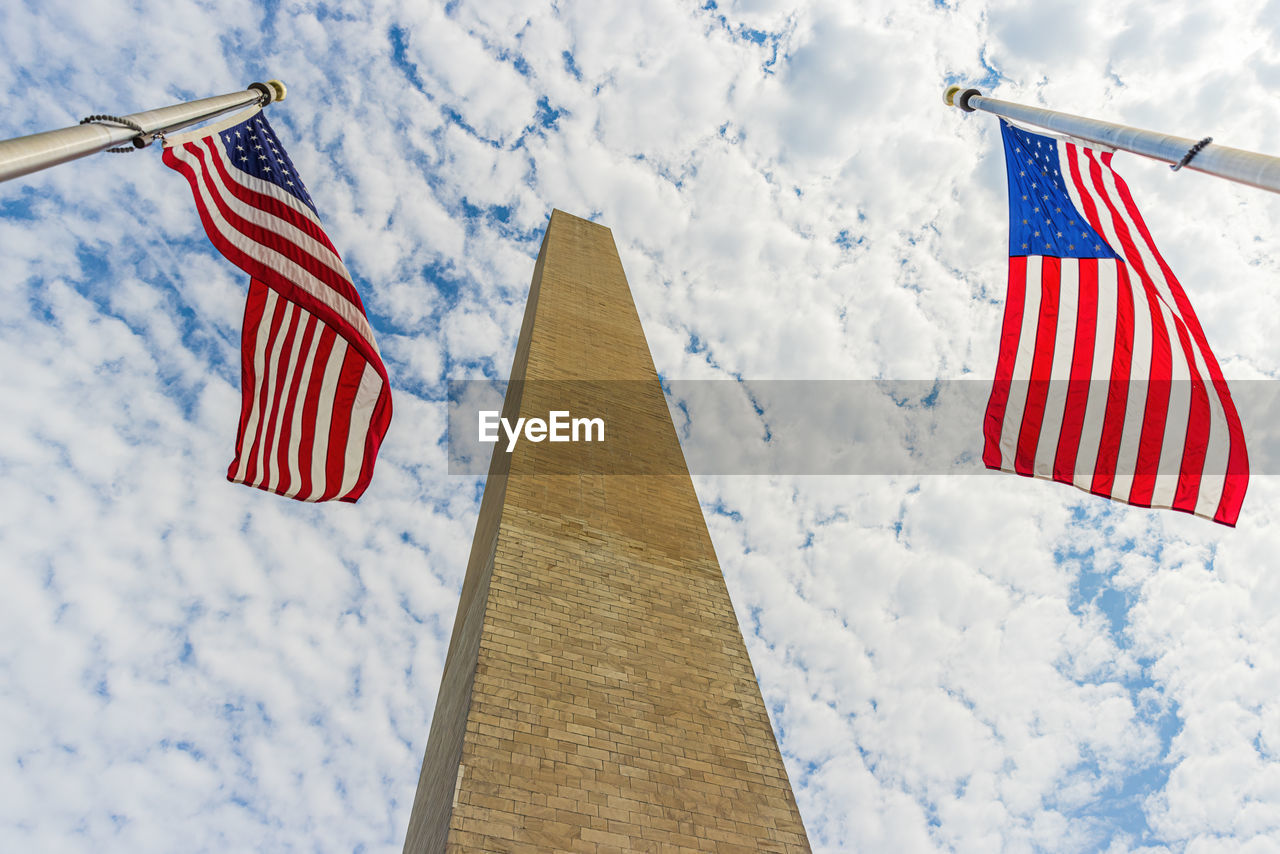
[403,210,810,852]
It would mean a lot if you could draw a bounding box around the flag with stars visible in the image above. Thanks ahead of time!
[162,108,392,502]
[984,119,1247,525]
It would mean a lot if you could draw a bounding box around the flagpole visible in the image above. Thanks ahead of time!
[944,85,1280,195]
[0,80,287,184]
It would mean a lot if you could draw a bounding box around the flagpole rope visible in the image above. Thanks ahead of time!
[1171,137,1213,172]
[78,114,164,152]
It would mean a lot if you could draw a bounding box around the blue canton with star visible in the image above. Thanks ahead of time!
[1001,119,1116,260]
[219,113,318,215]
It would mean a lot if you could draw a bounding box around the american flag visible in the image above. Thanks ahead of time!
[162,108,392,502]
[984,119,1248,526]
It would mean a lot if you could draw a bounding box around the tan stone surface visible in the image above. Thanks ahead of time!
[404,210,809,853]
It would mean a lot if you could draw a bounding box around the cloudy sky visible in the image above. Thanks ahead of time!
[5,0,1280,851]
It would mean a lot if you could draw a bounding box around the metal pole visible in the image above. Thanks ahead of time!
[944,85,1280,195]
[0,80,287,184]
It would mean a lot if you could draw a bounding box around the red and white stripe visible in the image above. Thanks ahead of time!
[984,136,1248,526]
[164,111,391,502]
